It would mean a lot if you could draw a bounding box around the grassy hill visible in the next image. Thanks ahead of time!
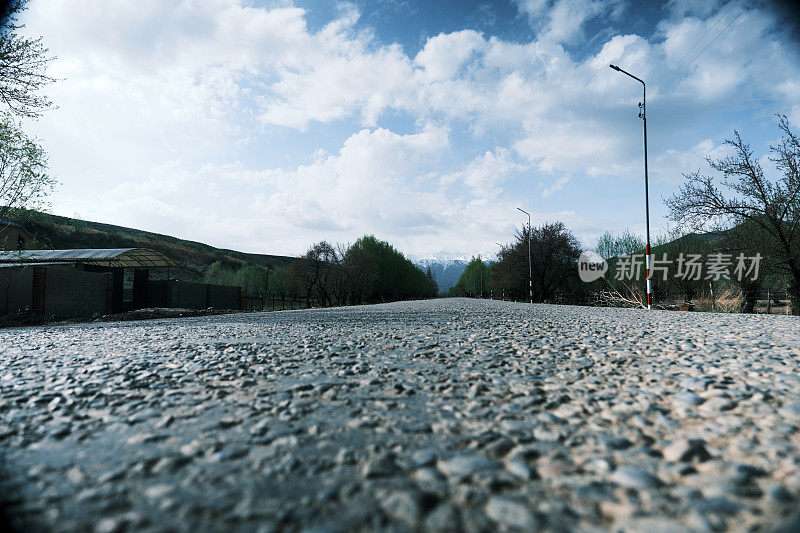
[9,209,295,281]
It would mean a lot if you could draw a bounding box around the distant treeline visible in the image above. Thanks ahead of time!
[205,235,438,307]
[448,217,799,314]
[449,222,588,304]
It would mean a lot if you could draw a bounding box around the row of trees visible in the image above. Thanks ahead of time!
[448,217,789,313]
[448,115,800,315]
[449,222,587,304]
[204,235,438,307]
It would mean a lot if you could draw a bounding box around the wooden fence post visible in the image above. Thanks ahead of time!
[709,282,715,311]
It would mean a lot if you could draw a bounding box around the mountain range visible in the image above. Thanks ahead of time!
[414,258,470,294]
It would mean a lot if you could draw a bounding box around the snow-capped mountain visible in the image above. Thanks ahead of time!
[414,258,470,294]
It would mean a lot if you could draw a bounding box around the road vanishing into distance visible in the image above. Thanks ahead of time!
[2,298,800,532]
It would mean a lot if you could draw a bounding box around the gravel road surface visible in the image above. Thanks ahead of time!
[1,298,800,532]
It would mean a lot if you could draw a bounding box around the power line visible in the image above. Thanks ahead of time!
[667,5,747,88]
[591,2,748,162]
[668,0,741,78]
[592,119,625,160]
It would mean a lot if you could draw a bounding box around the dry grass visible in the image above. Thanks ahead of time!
[694,286,743,313]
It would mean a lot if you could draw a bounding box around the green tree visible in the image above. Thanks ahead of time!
[425,266,438,296]
[1,1,55,117]
[282,236,437,307]
[339,235,437,303]
[236,263,269,298]
[451,256,490,297]
[492,222,583,303]
[595,229,644,260]
[0,112,53,225]
[203,260,237,286]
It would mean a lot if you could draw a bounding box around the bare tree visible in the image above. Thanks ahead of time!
[665,116,800,313]
[0,1,55,118]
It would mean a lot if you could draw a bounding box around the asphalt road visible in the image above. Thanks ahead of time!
[1,298,800,532]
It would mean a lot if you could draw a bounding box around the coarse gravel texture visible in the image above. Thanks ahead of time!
[1,298,800,532]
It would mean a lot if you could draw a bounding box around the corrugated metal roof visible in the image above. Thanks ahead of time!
[0,262,73,268]
[0,248,176,268]
[0,219,24,229]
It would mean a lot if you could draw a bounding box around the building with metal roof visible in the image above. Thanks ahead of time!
[0,248,242,319]
[0,248,178,315]
[0,248,176,268]
[0,219,34,251]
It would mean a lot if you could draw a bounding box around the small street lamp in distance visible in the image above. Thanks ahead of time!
[609,63,653,310]
[516,207,533,304]
[494,242,504,301]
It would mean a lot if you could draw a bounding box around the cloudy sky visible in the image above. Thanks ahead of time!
[18,0,800,260]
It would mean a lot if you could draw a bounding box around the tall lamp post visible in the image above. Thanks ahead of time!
[516,207,532,304]
[609,64,652,310]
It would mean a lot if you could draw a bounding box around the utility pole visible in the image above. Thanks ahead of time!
[610,64,652,310]
[516,207,532,304]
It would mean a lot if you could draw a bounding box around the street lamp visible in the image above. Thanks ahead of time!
[516,207,532,304]
[494,242,505,301]
[609,64,653,310]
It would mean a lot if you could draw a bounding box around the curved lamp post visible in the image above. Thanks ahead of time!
[609,64,652,310]
[516,207,532,304]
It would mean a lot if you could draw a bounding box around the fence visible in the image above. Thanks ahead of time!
[147,280,240,310]
[0,267,33,315]
[747,289,790,314]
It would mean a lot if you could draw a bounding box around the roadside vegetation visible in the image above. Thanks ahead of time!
[665,116,800,314]
[0,0,56,250]
[449,222,588,304]
[204,235,438,308]
[447,116,800,316]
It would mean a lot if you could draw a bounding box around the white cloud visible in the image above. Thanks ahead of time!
[654,139,732,184]
[440,148,526,198]
[414,30,487,80]
[515,0,624,44]
[18,0,800,258]
[542,175,571,197]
